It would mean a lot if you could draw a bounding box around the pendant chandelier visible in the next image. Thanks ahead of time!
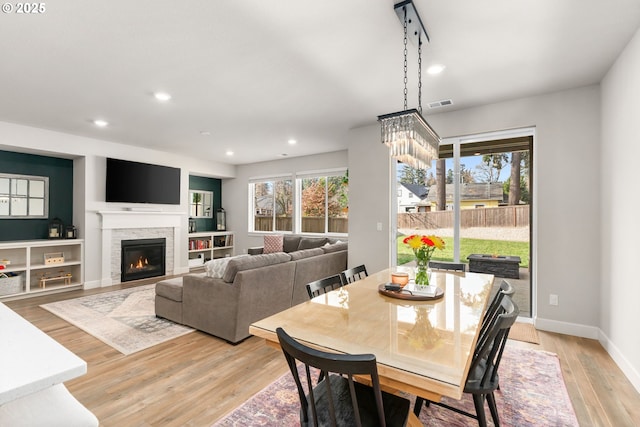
[378,0,440,170]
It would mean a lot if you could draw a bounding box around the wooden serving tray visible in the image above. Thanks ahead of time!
[377,283,444,301]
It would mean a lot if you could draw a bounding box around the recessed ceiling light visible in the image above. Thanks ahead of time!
[288,139,297,145]
[427,64,446,75]
[154,92,172,102]
[200,131,211,136]
[93,119,108,127]
[226,150,234,156]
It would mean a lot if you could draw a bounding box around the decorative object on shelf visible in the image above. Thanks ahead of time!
[65,225,78,239]
[377,0,440,170]
[44,252,65,265]
[39,271,72,288]
[216,208,226,231]
[48,217,64,239]
[188,218,197,233]
[403,234,445,286]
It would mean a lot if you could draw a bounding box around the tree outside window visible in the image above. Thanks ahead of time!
[300,171,348,234]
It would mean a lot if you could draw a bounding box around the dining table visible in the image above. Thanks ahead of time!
[249,267,495,404]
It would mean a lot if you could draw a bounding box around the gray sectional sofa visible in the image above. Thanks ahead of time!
[155,236,347,344]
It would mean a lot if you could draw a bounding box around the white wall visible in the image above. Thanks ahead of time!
[346,125,394,272]
[601,27,640,392]
[0,121,235,287]
[222,150,348,255]
[428,86,602,336]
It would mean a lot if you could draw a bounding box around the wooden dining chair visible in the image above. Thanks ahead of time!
[306,274,344,299]
[340,264,368,285]
[414,296,519,427]
[478,280,515,345]
[428,261,466,272]
[276,327,411,427]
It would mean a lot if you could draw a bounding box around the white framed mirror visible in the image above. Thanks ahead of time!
[189,190,213,218]
[0,173,49,218]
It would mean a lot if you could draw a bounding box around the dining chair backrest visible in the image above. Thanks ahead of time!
[414,296,519,426]
[340,264,368,285]
[428,261,466,272]
[306,274,343,299]
[276,327,410,427]
[477,280,515,350]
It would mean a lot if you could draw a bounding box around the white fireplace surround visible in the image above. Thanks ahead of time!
[98,211,185,286]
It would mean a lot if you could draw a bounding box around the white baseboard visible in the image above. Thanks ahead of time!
[598,330,640,394]
[534,317,599,339]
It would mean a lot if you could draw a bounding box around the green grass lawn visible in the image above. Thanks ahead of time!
[397,235,530,268]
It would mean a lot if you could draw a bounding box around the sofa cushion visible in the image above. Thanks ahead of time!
[298,237,328,250]
[263,234,284,254]
[289,247,324,261]
[322,241,348,253]
[283,235,302,253]
[205,255,248,278]
[156,277,185,302]
[222,252,292,283]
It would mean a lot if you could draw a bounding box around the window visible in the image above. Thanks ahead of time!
[250,177,293,232]
[298,170,348,234]
[0,173,49,218]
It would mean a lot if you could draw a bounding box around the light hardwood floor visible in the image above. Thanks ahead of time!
[5,282,640,427]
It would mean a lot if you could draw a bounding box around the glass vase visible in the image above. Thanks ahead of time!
[415,257,430,286]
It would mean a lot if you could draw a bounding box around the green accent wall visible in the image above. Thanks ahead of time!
[0,150,74,241]
[189,175,222,232]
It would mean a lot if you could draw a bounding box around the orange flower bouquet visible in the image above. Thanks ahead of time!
[403,234,445,286]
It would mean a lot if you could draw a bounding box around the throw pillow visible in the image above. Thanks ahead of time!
[263,234,284,254]
[204,255,248,278]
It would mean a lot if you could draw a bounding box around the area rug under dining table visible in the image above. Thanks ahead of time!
[40,284,194,355]
[213,346,579,426]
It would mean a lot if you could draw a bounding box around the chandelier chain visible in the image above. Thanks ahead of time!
[418,35,422,114]
[403,7,408,111]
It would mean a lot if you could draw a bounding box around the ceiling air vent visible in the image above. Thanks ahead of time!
[428,99,453,109]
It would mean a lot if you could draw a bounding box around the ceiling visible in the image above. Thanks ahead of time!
[1,0,639,165]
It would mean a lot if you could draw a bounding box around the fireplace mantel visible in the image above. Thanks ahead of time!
[98,210,184,229]
[97,210,187,286]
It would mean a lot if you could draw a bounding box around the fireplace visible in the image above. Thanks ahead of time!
[121,238,166,282]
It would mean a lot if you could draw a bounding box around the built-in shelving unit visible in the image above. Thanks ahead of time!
[0,239,84,300]
[188,231,233,270]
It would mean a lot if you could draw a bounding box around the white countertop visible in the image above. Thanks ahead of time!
[0,303,87,405]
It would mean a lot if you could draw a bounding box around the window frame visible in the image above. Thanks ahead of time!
[296,168,348,236]
[248,175,294,234]
[248,168,348,237]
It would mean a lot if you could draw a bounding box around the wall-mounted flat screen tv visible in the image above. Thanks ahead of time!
[106,158,181,205]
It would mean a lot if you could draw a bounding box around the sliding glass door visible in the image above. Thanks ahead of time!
[395,128,533,317]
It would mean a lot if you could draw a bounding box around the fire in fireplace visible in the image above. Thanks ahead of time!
[121,238,166,282]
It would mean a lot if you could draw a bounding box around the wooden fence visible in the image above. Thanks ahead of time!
[398,205,530,229]
[255,217,348,233]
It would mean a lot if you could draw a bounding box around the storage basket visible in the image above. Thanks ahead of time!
[0,273,23,296]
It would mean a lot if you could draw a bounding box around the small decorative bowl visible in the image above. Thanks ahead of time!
[390,272,409,287]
